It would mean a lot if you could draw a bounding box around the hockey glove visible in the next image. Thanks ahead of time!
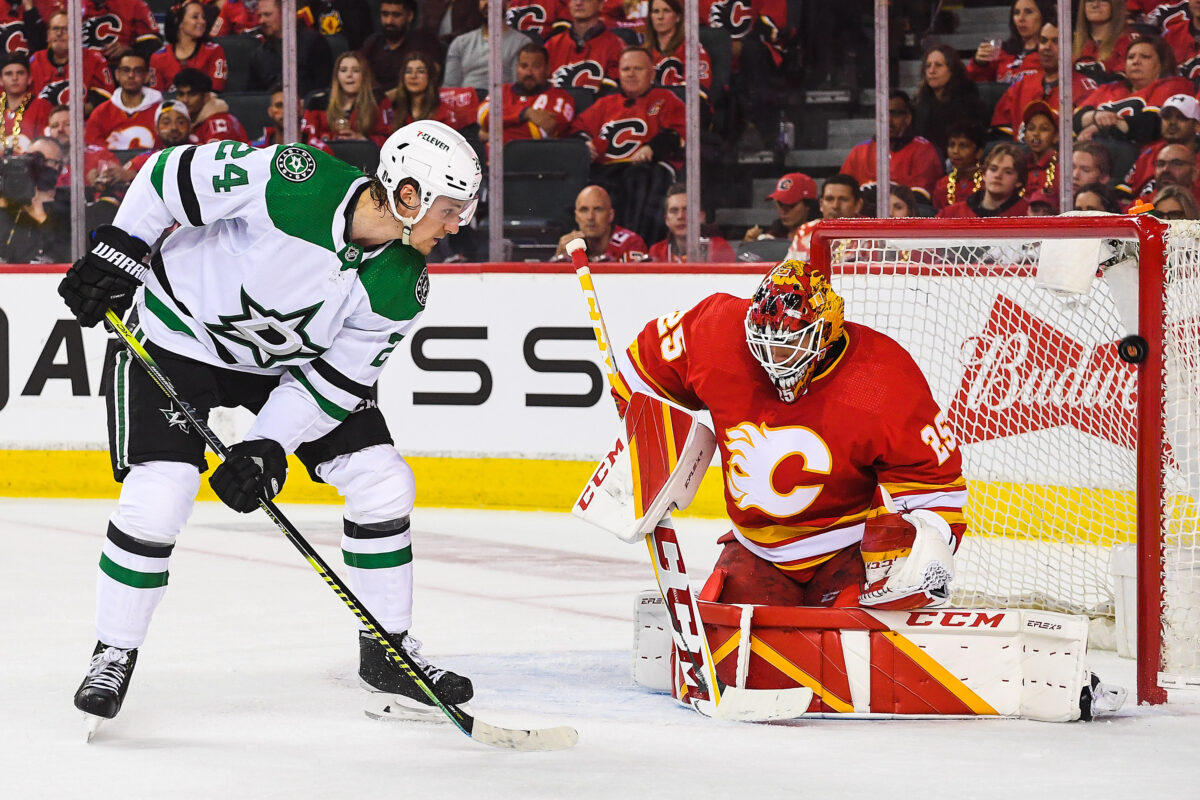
[210,439,287,513]
[58,225,151,328]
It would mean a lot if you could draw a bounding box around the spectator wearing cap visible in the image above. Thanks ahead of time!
[840,90,944,199]
[1118,93,1200,205]
[932,121,984,212]
[84,101,193,201]
[1022,100,1059,196]
[938,142,1030,218]
[1073,141,1113,191]
[991,21,1097,140]
[1025,189,1058,216]
[174,67,250,144]
[1,53,53,153]
[743,171,817,244]
[648,182,736,262]
[786,174,862,262]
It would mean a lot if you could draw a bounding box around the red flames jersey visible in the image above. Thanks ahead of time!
[1078,76,1195,118]
[649,40,712,92]
[990,71,1097,138]
[544,26,624,94]
[839,136,945,197]
[1,95,52,152]
[30,48,115,106]
[207,0,252,35]
[601,226,647,261]
[83,0,160,52]
[700,0,755,40]
[149,42,228,93]
[383,87,479,131]
[1157,2,1200,80]
[647,235,736,262]
[84,97,158,149]
[965,47,1039,84]
[477,83,575,144]
[191,112,250,144]
[931,167,981,211]
[570,88,686,164]
[620,293,966,571]
[505,0,567,38]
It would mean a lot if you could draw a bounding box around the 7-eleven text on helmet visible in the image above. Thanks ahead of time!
[744,261,846,402]
[376,120,483,244]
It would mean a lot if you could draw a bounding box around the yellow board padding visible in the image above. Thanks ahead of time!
[0,449,1179,545]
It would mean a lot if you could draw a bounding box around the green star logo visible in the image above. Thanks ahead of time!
[275,146,316,182]
[205,288,327,368]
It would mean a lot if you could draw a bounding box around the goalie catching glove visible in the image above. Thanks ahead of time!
[859,509,955,610]
[58,225,151,328]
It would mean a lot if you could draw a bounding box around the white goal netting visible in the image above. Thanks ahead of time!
[821,219,1200,687]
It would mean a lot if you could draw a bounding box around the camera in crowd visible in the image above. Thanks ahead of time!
[0,151,60,205]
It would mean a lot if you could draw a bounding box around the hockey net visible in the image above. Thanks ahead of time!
[809,216,1200,705]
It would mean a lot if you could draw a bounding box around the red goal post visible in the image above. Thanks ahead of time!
[809,215,1199,706]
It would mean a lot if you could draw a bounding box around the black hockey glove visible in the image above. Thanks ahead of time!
[58,225,151,328]
[210,439,288,513]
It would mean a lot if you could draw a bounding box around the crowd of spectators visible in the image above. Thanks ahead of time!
[7,0,1200,264]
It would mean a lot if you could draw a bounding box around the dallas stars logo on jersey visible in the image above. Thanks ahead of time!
[205,288,327,368]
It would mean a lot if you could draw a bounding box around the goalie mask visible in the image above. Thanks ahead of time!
[376,120,482,245]
[744,260,845,402]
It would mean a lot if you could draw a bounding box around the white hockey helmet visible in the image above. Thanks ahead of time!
[376,120,482,243]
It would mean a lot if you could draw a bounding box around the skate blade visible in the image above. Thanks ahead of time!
[363,692,467,724]
[84,713,105,742]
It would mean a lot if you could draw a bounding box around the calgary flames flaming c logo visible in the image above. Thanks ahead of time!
[725,422,831,518]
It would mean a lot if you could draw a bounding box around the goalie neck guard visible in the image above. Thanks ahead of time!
[744,260,845,402]
[376,120,482,244]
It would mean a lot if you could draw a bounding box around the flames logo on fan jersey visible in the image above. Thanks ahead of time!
[0,22,29,55]
[38,80,69,106]
[706,0,753,39]
[725,422,832,518]
[599,118,649,159]
[507,3,548,35]
[83,14,122,49]
[105,125,155,150]
[1096,95,1151,118]
[552,61,605,93]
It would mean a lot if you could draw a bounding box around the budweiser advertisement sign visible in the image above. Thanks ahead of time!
[945,294,1137,449]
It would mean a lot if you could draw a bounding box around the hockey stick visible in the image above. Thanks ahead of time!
[103,309,579,751]
[569,242,812,721]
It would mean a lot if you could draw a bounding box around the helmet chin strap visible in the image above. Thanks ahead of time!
[387,184,423,246]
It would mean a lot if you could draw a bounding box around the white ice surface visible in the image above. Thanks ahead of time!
[3,498,1200,799]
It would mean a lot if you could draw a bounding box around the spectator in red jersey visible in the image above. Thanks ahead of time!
[361,0,433,90]
[1118,93,1200,203]
[645,0,712,96]
[648,182,736,262]
[30,11,114,113]
[88,101,194,198]
[149,1,228,93]
[1156,0,1200,84]
[445,0,534,91]
[938,142,1029,218]
[553,184,648,261]
[251,83,334,152]
[1074,0,1133,84]
[1074,142,1115,193]
[744,171,817,244]
[384,51,480,130]
[785,174,861,269]
[1025,189,1058,216]
[1022,100,1060,196]
[41,103,126,202]
[991,21,1098,140]
[910,44,987,158]
[297,0,374,52]
[571,46,685,240]
[1075,36,1193,146]
[601,0,645,30]
[1135,142,1200,206]
[840,90,944,200]
[247,0,333,96]
[302,52,389,146]
[544,0,625,96]
[1074,182,1120,212]
[0,0,46,56]
[506,0,568,40]
[204,0,252,36]
[477,42,575,145]
[967,0,1052,84]
[1152,182,1200,218]
[931,121,984,212]
[83,0,162,61]
[1,54,52,153]
[173,67,249,144]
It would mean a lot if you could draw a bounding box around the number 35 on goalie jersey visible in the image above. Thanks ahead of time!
[114,140,430,447]
[616,293,967,570]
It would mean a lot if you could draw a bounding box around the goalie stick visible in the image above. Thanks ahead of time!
[101,309,579,752]
[570,241,812,722]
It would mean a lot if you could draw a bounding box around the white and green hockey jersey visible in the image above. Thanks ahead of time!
[115,140,429,453]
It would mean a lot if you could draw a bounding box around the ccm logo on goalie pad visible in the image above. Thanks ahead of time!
[906,611,1006,628]
[576,438,626,511]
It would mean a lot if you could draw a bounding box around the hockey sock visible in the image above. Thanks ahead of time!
[95,522,174,649]
[342,517,414,633]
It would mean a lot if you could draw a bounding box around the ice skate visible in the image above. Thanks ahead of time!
[74,642,139,741]
[359,631,473,722]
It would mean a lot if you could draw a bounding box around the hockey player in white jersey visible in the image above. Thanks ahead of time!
[58,120,482,727]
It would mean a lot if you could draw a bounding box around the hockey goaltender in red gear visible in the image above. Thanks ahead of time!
[574,260,1126,722]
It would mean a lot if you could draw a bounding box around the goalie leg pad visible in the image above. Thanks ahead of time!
[859,509,954,610]
[632,590,674,692]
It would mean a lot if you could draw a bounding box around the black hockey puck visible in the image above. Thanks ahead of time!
[1118,335,1148,364]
